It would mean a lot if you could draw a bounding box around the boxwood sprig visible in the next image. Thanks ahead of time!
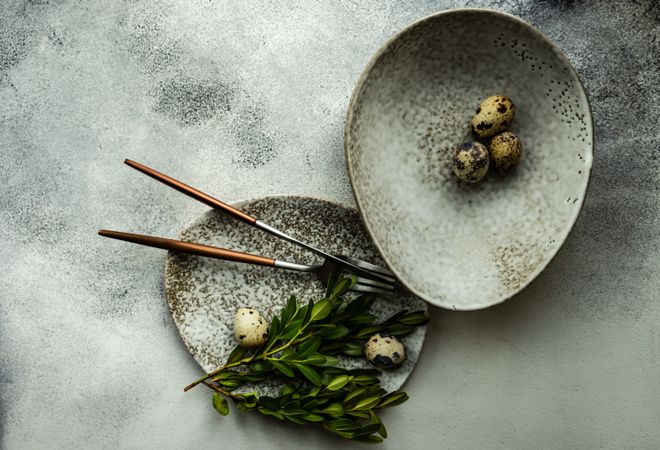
[186,275,428,443]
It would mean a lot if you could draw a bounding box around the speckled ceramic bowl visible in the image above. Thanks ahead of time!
[164,196,427,394]
[345,9,593,310]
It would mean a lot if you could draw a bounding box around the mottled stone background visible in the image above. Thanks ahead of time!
[1,0,658,448]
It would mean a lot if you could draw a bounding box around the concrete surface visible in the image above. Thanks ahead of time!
[1,0,658,448]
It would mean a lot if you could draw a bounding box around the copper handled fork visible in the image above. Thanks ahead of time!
[98,230,394,294]
[124,159,396,285]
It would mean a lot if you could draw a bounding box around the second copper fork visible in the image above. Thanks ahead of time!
[98,230,394,295]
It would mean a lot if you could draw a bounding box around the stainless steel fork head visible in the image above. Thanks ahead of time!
[318,259,395,295]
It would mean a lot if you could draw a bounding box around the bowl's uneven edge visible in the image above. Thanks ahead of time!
[344,8,594,310]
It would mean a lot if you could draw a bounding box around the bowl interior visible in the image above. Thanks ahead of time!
[346,10,592,310]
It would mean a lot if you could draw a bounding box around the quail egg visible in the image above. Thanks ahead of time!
[489,131,522,171]
[470,95,516,138]
[233,307,269,348]
[364,333,406,369]
[452,141,489,183]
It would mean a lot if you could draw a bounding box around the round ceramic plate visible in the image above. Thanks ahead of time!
[164,196,427,394]
[345,9,593,310]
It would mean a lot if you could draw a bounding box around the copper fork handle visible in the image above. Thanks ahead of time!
[124,159,256,225]
[98,230,275,266]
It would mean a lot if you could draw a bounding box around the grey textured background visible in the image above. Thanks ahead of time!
[1,0,658,448]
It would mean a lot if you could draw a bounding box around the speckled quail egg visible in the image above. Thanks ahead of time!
[452,141,490,183]
[489,131,522,171]
[234,307,269,348]
[470,95,516,138]
[364,333,406,369]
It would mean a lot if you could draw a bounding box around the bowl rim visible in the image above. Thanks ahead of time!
[344,8,594,310]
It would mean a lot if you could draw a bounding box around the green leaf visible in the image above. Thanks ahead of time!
[343,294,375,313]
[324,273,339,298]
[318,341,345,355]
[384,309,409,323]
[354,325,383,339]
[279,347,298,361]
[346,313,377,326]
[259,396,282,410]
[331,276,355,299]
[309,324,335,332]
[249,361,272,373]
[378,392,408,408]
[281,295,298,325]
[298,353,327,366]
[350,375,380,386]
[351,423,382,438]
[306,386,321,397]
[346,411,370,419]
[302,413,325,422]
[212,393,229,416]
[331,430,357,440]
[291,304,308,323]
[326,375,352,391]
[279,384,295,396]
[321,402,345,418]
[226,345,249,365]
[342,342,364,357]
[295,363,322,386]
[343,387,368,404]
[352,435,383,444]
[318,389,344,400]
[282,413,306,425]
[258,407,284,420]
[280,319,304,340]
[233,394,258,412]
[303,299,314,325]
[270,360,295,378]
[382,324,414,336]
[234,401,255,412]
[282,406,304,415]
[310,298,332,322]
[211,371,233,381]
[265,316,281,349]
[319,325,349,340]
[322,367,346,376]
[241,373,269,382]
[325,418,355,431]
[398,311,430,326]
[321,355,339,367]
[296,335,322,357]
[350,395,382,411]
[217,379,243,390]
[327,312,351,324]
[369,410,387,438]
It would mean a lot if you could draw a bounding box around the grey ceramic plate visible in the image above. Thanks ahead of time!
[345,9,593,310]
[164,196,427,394]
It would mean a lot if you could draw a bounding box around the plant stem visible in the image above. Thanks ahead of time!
[202,380,240,399]
[185,329,310,392]
[184,357,251,392]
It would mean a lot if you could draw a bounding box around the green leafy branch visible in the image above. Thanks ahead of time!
[187,275,429,443]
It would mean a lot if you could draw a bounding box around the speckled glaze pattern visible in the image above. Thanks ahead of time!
[164,196,427,394]
[345,9,593,310]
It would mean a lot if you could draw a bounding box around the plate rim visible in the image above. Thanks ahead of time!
[163,194,428,388]
[344,8,594,310]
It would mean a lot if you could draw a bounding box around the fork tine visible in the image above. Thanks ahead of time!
[347,273,395,290]
[338,255,395,279]
[350,283,392,295]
